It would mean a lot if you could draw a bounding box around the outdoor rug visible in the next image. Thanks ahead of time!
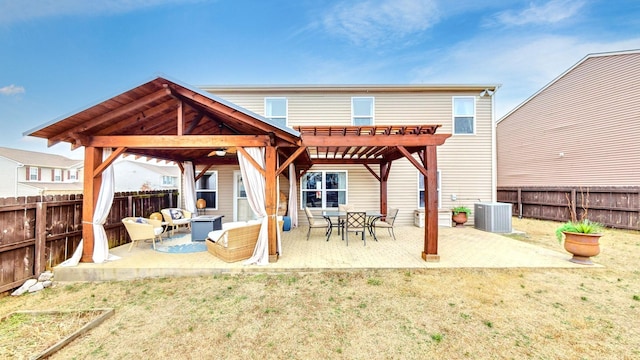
[154,234,207,254]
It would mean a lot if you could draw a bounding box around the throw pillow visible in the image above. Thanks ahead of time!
[169,209,183,220]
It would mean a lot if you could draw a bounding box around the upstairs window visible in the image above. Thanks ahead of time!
[29,167,38,181]
[162,176,177,187]
[195,171,218,209]
[453,97,475,135]
[68,170,77,181]
[352,97,374,125]
[265,98,287,128]
[53,169,62,182]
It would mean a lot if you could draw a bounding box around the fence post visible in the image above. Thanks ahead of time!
[34,202,47,276]
[517,188,522,219]
[570,189,577,221]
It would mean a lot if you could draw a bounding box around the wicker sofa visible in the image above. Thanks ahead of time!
[206,219,283,263]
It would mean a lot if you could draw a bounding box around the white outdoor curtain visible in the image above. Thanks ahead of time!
[61,148,120,266]
[238,147,281,265]
[182,161,197,214]
[288,163,298,228]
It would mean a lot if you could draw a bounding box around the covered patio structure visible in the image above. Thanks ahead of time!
[25,76,450,264]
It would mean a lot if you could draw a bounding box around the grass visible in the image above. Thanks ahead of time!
[1,218,639,359]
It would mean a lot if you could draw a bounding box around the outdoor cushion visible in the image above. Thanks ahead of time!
[169,209,184,220]
[135,217,149,224]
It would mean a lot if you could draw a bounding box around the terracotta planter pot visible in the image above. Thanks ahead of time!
[452,212,468,227]
[562,231,602,265]
[196,198,207,209]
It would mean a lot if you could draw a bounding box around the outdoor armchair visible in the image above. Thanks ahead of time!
[161,208,192,236]
[304,207,329,240]
[373,208,399,240]
[122,217,164,251]
[344,211,367,246]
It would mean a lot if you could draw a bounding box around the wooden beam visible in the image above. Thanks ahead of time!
[93,147,126,178]
[96,101,179,136]
[177,101,184,136]
[379,161,389,216]
[300,134,450,147]
[276,146,307,176]
[265,146,278,262]
[81,147,102,263]
[237,147,266,176]
[422,145,440,262]
[185,111,205,135]
[85,135,270,148]
[363,164,380,182]
[48,89,171,145]
[195,164,213,182]
[397,146,429,177]
[169,85,301,145]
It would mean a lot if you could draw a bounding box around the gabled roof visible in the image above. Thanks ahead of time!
[0,147,83,168]
[24,76,305,166]
[498,49,640,123]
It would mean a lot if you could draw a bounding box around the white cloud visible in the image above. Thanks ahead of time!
[412,34,640,119]
[321,0,440,47]
[492,0,586,27]
[0,84,25,95]
[0,0,207,25]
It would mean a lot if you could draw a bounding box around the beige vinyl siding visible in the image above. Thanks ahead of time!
[498,52,640,187]
[212,88,495,226]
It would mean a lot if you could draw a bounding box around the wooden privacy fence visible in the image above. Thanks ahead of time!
[0,191,178,294]
[497,186,640,230]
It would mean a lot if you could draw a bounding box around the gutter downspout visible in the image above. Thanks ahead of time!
[15,163,24,197]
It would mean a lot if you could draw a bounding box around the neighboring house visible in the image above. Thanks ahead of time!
[0,147,83,197]
[113,158,180,192]
[201,84,499,226]
[497,50,640,188]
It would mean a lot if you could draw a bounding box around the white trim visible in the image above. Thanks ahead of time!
[264,97,288,128]
[452,96,476,135]
[300,170,348,209]
[195,170,218,210]
[351,97,375,126]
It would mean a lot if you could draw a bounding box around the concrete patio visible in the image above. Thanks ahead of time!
[53,224,588,282]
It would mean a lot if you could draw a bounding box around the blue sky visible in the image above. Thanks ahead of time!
[1,0,639,159]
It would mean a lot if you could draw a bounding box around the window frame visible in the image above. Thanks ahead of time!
[29,167,38,181]
[300,170,348,210]
[195,170,218,210]
[53,169,62,182]
[351,97,374,126]
[264,97,288,128]
[418,170,441,209]
[161,175,177,187]
[452,96,476,135]
[68,169,77,181]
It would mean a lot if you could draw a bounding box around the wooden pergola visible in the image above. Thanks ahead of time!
[26,76,450,263]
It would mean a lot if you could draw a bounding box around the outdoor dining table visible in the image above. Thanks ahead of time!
[322,210,383,242]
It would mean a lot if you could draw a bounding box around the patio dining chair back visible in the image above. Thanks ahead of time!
[304,207,328,240]
[373,208,399,240]
[345,211,367,246]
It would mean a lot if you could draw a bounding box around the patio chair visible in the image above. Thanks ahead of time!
[344,211,367,246]
[373,208,399,240]
[304,207,329,240]
[161,208,193,237]
[122,217,164,251]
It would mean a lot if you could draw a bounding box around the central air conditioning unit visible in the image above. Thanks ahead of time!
[474,202,512,233]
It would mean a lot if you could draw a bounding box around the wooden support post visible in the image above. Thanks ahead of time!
[81,147,103,262]
[34,202,47,275]
[380,161,390,216]
[517,188,522,219]
[422,145,440,262]
[265,145,278,262]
